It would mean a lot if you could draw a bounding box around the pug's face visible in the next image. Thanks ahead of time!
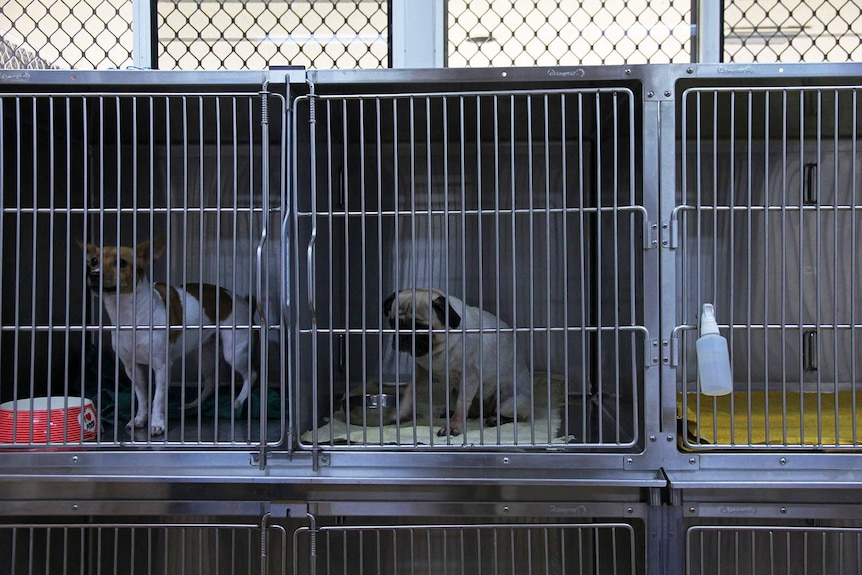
[382,288,461,357]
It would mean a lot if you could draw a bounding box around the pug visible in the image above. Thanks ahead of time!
[383,288,532,437]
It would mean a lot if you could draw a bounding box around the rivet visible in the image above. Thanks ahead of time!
[503,506,510,513]
[779,457,787,465]
[626,457,633,464]
[689,507,696,513]
[72,504,79,511]
[647,91,655,98]
[664,90,672,97]
[666,435,674,442]
[624,68,632,75]
[626,507,634,514]
[689,457,696,465]
[686,67,694,74]
[503,457,510,464]
[649,435,657,442]
[780,507,788,514]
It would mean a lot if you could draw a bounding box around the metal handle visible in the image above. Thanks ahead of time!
[804,330,818,371]
[804,162,818,205]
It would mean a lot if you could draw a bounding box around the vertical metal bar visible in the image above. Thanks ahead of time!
[527,92,536,445]
[376,96,384,446]
[578,92,587,445]
[510,93,519,444]
[781,89,789,446]
[852,88,859,445]
[763,90,772,445]
[475,94,485,444]
[560,93,570,445]
[611,91,621,446]
[493,94,502,444]
[338,98,349,445]
[543,93,552,444]
[360,97,370,446]
[593,91,603,445]
[29,96,39,442]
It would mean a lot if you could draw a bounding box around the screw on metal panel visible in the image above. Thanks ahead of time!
[626,457,633,465]
[686,67,694,74]
[689,457,696,465]
[779,457,787,465]
[689,507,696,514]
[502,457,510,464]
[650,435,657,442]
[647,91,655,98]
[503,506,510,513]
[72,456,78,463]
[664,91,672,98]
[626,507,634,514]
[780,507,788,514]
[72,504,79,511]
[624,68,632,75]
[320,454,329,465]
[666,435,674,442]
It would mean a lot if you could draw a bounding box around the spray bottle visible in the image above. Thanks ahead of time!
[696,303,733,396]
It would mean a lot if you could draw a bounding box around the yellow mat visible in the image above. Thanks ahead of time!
[678,391,862,447]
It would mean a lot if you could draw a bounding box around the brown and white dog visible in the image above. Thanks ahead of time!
[80,237,257,436]
[383,288,532,437]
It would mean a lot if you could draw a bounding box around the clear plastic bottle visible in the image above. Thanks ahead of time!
[696,303,733,396]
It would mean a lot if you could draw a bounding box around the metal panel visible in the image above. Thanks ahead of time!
[291,82,648,450]
[295,520,642,575]
[0,519,286,575]
[687,525,862,575]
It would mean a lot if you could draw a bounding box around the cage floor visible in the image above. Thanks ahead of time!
[679,391,862,448]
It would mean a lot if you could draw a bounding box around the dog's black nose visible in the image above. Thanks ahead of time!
[88,271,100,283]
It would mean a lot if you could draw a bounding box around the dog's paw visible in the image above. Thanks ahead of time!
[483,415,515,428]
[437,424,463,437]
[150,424,165,436]
[233,397,246,412]
[126,416,147,430]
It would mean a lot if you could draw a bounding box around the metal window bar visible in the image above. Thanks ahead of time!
[676,84,862,450]
[686,525,862,575]
[0,89,286,448]
[292,86,646,450]
[0,520,286,575]
[294,521,639,575]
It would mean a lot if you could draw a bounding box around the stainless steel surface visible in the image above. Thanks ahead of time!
[686,525,862,575]
[0,519,287,575]
[295,520,641,575]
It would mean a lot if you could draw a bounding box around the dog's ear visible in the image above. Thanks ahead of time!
[382,292,397,317]
[432,294,461,329]
[77,240,99,261]
[136,236,167,268]
[150,236,167,260]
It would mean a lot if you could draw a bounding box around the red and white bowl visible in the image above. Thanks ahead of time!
[0,397,98,444]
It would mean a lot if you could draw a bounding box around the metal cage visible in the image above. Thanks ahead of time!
[0,78,288,447]
[291,78,651,451]
[673,78,862,452]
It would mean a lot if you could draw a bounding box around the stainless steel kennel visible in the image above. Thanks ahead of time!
[2,64,862,575]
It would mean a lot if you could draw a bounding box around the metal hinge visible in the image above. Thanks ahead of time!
[644,220,659,249]
[645,338,660,367]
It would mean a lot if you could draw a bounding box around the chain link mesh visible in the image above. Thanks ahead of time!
[724,0,862,62]
[157,0,388,70]
[0,0,133,69]
[448,0,692,67]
